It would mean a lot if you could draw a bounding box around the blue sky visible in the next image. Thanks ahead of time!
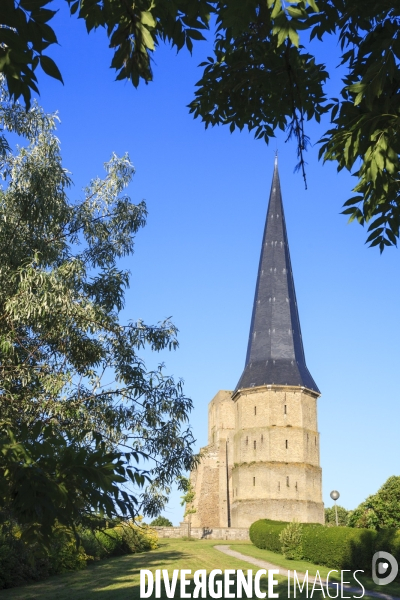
[31,3,399,524]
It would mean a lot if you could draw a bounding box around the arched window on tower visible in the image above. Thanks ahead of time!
[254,406,257,415]
[254,440,256,449]
[286,476,290,487]
[253,477,255,486]
[246,436,248,445]
[285,439,288,449]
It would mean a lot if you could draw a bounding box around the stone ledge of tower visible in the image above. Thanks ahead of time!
[231,460,322,469]
[231,383,320,401]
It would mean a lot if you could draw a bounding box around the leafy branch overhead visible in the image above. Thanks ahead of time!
[1,0,399,250]
[189,0,400,252]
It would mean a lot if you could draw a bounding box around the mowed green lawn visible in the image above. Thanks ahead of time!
[0,539,392,600]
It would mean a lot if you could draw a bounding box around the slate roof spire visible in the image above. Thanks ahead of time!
[235,159,319,393]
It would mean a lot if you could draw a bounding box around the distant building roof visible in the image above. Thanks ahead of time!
[235,159,320,393]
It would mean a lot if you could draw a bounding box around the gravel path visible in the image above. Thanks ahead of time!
[214,545,399,600]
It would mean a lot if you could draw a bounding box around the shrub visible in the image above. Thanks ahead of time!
[150,516,173,527]
[47,528,87,574]
[79,529,102,561]
[0,519,158,590]
[280,522,303,560]
[0,526,86,589]
[0,533,49,589]
[95,528,125,558]
[80,521,158,561]
[249,519,288,552]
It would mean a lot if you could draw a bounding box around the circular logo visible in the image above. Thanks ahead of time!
[372,551,398,586]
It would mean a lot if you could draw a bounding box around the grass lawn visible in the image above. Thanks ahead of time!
[0,539,393,599]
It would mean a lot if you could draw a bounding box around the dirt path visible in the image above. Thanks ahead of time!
[214,545,399,600]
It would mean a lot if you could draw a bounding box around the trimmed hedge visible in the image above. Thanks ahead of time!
[250,519,288,553]
[302,526,376,570]
[250,519,377,570]
[249,519,322,554]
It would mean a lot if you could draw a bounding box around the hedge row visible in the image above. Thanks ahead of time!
[249,519,322,554]
[250,519,400,571]
[301,526,375,570]
[0,522,158,590]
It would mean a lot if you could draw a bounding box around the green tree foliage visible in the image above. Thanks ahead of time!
[279,521,303,559]
[190,0,400,251]
[150,516,173,527]
[348,476,400,530]
[0,0,211,107]
[178,475,197,517]
[0,80,196,542]
[1,2,399,250]
[324,505,351,527]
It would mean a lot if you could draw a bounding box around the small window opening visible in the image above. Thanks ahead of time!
[286,476,290,487]
[284,404,287,415]
[285,439,288,449]
[246,436,248,445]
[253,477,255,486]
[295,481,298,490]
[254,406,257,415]
[261,434,263,443]
[254,440,256,449]
[278,481,280,491]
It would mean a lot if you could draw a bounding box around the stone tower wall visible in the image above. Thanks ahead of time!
[187,385,324,528]
[230,384,324,527]
[188,391,235,528]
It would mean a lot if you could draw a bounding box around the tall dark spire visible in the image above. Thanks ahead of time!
[235,159,319,393]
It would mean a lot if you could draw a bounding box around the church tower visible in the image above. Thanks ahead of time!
[230,158,324,526]
[187,160,324,529]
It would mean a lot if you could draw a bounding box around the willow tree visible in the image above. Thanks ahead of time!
[0,81,195,542]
